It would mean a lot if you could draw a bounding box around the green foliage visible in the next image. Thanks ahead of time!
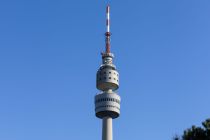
[174,119,210,140]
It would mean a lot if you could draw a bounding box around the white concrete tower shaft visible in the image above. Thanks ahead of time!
[95,4,121,140]
[103,117,113,140]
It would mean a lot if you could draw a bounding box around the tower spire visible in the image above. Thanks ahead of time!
[105,4,111,54]
[106,4,110,33]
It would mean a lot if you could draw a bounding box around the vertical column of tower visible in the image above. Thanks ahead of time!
[94,4,121,140]
[102,117,113,140]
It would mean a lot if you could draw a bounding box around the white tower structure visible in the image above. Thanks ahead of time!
[95,4,121,140]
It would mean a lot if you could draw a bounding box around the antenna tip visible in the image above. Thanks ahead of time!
[106,5,110,12]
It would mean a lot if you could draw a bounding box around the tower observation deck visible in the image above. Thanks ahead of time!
[94,4,121,140]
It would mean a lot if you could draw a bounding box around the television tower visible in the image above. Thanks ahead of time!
[94,4,121,140]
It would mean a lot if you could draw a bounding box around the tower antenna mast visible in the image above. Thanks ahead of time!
[105,4,111,54]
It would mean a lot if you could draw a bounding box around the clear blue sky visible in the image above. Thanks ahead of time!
[0,0,210,140]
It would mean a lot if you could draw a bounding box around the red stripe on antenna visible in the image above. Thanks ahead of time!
[106,19,110,26]
[106,5,110,13]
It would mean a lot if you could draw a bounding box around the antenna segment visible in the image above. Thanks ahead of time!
[105,5,111,54]
[106,5,110,33]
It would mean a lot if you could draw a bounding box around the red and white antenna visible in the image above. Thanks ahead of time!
[106,5,110,33]
[105,4,111,54]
